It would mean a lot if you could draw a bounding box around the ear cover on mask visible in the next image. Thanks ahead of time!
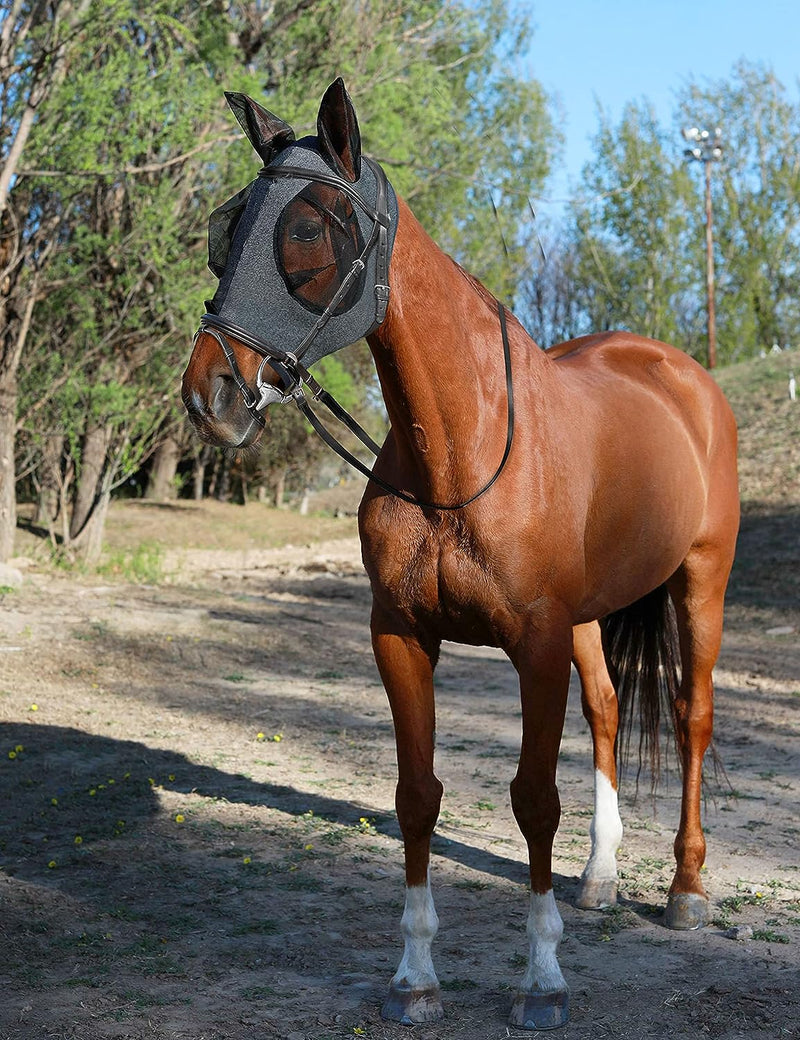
[224,92,296,164]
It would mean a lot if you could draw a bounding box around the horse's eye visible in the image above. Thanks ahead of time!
[290,221,323,243]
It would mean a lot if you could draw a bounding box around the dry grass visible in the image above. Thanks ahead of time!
[714,346,800,508]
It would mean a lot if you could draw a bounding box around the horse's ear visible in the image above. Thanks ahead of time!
[317,78,361,182]
[225,92,295,164]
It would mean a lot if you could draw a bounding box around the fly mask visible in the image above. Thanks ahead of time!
[196,80,398,420]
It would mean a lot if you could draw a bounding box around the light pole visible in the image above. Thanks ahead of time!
[683,126,723,369]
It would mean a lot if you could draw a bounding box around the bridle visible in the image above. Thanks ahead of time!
[195,157,515,511]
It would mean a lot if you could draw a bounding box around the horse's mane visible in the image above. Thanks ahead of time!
[451,257,503,313]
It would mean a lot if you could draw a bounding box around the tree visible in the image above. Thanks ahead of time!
[0,0,94,560]
[678,61,800,359]
[519,224,585,349]
[15,1,242,561]
[549,61,800,366]
[7,0,559,563]
[565,101,701,350]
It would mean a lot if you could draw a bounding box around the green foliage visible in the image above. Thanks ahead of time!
[678,61,800,359]
[97,541,164,583]
[10,0,558,542]
[550,59,800,364]
[566,102,702,350]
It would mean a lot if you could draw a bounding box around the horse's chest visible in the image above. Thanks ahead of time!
[368,525,503,644]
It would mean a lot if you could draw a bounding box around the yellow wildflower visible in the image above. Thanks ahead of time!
[175,814,185,824]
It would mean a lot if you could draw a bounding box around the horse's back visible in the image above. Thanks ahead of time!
[545,330,737,458]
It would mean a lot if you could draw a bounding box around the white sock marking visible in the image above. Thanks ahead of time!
[582,768,623,881]
[392,879,439,991]
[520,889,567,994]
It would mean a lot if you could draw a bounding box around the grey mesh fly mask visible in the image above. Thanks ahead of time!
[197,140,397,418]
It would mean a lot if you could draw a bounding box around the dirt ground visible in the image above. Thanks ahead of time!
[1,501,799,1040]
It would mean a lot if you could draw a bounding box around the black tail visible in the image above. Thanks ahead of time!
[600,584,680,789]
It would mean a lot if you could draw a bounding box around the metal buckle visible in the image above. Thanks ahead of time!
[255,355,293,409]
[255,382,290,410]
[374,284,390,322]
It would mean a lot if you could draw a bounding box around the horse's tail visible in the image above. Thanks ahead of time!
[600,584,680,788]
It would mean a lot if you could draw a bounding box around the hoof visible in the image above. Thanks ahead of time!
[576,876,618,910]
[509,989,569,1031]
[381,983,444,1025]
[664,892,709,931]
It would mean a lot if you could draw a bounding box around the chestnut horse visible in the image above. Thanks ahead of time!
[182,80,739,1030]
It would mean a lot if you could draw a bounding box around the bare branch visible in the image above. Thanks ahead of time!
[16,133,241,180]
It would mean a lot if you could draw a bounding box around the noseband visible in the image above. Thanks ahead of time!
[195,158,515,511]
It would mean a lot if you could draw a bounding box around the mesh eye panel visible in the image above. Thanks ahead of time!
[274,185,365,315]
[207,181,255,278]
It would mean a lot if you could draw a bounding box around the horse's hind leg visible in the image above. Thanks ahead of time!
[664,543,733,930]
[371,603,444,1024]
[573,621,623,910]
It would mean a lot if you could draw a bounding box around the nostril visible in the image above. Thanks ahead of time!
[187,389,208,418]
[211,372,241,416]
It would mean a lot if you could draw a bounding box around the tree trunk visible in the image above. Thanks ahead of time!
[272,468,286,509]
[75,486,111,567]
[214,454,232,502]
[208,450,221,498]
[0,376,16,561]
[192,446,210,501]
[34,432,64,526]
[145,432,181,501]
[69,423,111,542]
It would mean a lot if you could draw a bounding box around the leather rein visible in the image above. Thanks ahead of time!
[196,159,515,511]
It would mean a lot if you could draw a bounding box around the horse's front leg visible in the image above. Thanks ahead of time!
[371,602,444,1025]
[507,615,573,1031]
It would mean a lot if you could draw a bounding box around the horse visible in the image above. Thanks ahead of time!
[181,79,739,1030]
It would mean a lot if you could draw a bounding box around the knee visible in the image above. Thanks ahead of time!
[396,774,443,841]
[510,776,561,840]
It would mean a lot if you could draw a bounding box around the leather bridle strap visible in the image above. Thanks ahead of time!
[292,299,514,511]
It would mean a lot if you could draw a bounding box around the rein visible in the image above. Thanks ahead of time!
[197,158,515,511]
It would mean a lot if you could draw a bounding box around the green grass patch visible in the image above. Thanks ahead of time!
[97,541,164,583]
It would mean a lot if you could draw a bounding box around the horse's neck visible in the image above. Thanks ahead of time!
[368,198,539,502]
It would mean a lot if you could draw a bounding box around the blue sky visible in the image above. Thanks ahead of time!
[524,0,800,214]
